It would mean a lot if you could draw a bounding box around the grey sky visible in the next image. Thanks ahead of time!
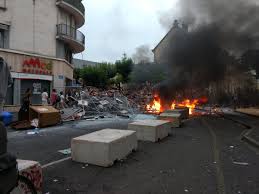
[75,0,177,63]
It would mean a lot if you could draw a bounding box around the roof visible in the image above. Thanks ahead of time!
[152,26,177,53]
[152,25,187,53]
[72,58,100,69]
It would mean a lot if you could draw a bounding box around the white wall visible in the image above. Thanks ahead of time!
[58,9,76,27]
[0,0,76,57]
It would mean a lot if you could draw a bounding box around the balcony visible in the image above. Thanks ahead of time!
[56,24,85,53]
[56,0,85,28]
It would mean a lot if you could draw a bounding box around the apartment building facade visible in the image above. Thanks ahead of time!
[0,0,85,104]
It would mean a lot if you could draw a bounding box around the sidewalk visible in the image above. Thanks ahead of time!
[236,108,259,117]
[235,108,259,148]
[249,129,259,145]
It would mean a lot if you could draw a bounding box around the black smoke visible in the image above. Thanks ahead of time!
[156,0,259,102]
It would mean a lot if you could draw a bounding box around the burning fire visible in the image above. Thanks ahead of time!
[146,95,163,114]
[146,95,207,115]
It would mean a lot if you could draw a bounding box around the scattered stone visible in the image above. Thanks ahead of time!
[58,148,71,155]
[233,161,249,166]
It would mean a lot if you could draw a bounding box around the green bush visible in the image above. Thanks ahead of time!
[115,54,134,83]
[74,55,134,88]
[78,63,114,88]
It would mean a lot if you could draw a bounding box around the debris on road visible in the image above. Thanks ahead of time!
[10,120,33,130]
[27,130,39,135]
[233,161,249,166]
[58,148,71,155]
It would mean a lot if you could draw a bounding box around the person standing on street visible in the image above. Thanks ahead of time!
[41,88,49,106]
[59,91,65,109]
[0,57,17,194]
[19,88,32,121]
[0,57,12,114]
[51,89,58,107]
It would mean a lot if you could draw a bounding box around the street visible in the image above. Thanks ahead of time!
[7,113,259,194]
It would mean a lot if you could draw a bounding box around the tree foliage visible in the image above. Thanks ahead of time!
[74,55,133,88]
[79,63,116,88]
[115,54,134,82]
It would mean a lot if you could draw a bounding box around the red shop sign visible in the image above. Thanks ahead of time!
[22,58,53,75]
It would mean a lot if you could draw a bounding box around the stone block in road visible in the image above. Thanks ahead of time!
[11,160,42,194]
[128,120,171,142]
[164,108,189,119]
[158,112,182,128]
[71,129,137,167]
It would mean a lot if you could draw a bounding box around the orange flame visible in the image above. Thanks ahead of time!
[176,99,199,114]
[146,96,207,115]
[146,95,163,114]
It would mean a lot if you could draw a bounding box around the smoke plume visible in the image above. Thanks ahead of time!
[156,0,259,101]
[132,45,153,64]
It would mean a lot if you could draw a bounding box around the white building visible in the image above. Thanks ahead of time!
[0,0,85,105]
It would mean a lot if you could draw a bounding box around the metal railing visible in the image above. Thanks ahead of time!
[57,0,85,16]
[56,24,85,46]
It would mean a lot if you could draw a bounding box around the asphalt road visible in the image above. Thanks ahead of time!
[7,113,259,194]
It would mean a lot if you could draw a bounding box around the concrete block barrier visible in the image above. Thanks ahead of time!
[158,112,182,128]
[71,129,137,167]
[128,120,171,142]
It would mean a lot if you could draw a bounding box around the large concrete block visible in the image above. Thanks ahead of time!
[71,129,137,167]
[128,120,171,142]
[164,108,189,119]
[158,112,182,128]
[11,160,42,194]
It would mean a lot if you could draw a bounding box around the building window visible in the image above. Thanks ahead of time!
[0,25,9,49]
[0,30,4,48]
[0,0,6,9]
[65,47,72,63]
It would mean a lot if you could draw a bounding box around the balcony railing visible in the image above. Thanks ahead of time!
[57,0,85,16]
[57,24,85,45]
[56,24,85,53]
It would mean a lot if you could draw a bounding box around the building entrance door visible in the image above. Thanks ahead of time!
[21,80,51,104]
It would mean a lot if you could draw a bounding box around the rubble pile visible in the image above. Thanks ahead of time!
[123,84,153,112]
[61,85,154,122]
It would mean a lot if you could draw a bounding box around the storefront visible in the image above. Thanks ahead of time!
[1,49,74,105]
[10,72,53,105]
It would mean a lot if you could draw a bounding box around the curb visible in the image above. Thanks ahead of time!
[221,114,252,129]
[235,110,259,119]
[242,134,259,149]
[220,114,259,149]
[240,125,259,149]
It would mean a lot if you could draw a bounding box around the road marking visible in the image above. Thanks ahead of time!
[202,118,226,194]
[42,157,72,169]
